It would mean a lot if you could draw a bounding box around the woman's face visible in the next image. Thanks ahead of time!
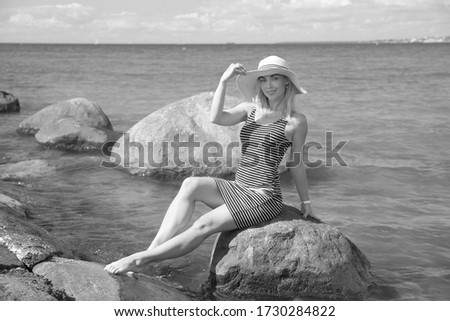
[258,74,289,103]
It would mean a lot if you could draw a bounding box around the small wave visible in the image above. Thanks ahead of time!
[345,157,433,171]
[423,72,450,79]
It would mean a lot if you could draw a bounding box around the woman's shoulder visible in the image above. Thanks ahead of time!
[235,101,256,115]
[289,110,308,129]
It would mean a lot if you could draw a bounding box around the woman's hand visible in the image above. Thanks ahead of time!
[301,203,313,218]
[220,63,246,83]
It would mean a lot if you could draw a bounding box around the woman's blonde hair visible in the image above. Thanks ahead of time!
[253,75,296,118]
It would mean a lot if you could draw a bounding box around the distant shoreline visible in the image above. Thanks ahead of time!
[1,37,449,46]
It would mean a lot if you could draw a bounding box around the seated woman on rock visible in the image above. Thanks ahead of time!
[105,56,312,275]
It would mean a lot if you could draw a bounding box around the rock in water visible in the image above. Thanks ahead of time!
[108,92,243,179]
[0,91,20,113]
[17,97,112,135]
[209,205,373,300]
[35,117,115,151]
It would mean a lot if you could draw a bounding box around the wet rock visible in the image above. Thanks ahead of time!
[0,159,56,181]
[209,204,373,300]
[0,91,20,113]
[116,273,192,301]
[0,206,74,268]
[35,117,118,152]
[33,257,120,301]
[0,244,23,270]
[0,193,30,219]
[0,268,70,301]
[17,97,112,136]
[108,92,243,179]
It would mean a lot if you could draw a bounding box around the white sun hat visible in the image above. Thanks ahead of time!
[236,55,307,101]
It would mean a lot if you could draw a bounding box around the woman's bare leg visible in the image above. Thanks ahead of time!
[148,177,224,250]
[104,204,236,274]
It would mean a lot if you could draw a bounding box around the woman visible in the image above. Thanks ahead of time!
[105,55,312,275]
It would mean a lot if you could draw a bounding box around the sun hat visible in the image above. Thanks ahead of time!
[236,55,307,101]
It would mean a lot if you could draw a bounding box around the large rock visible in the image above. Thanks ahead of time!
[0,205,74,268]
[16,97,116,151]
[209,205,373,300]
[33,258,120,301]
[108,92,243,179]
[33,257,192,301]
[0,91,20,113]
[0,268,70,301]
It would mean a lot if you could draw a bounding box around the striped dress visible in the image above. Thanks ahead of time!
[214,107,292,229]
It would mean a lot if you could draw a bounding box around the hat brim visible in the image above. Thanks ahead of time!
[236,68,307,101]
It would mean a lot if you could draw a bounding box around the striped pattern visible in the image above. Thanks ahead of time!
[214,108,292,229]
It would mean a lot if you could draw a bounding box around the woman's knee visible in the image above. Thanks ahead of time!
[179,177,202,197]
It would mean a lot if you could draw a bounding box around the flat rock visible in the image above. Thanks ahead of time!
[0,207,74,268]
[17,97,113,135]
[209,204,373,300]
[0,268,68,301]
[33,258,120,301]
[0,159,56,181]
[0,91,20,113]
[108,92,243,179]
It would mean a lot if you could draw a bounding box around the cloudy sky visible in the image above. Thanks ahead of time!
[1,0,449,43]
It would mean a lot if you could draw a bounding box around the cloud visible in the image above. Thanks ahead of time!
[1,0,448,43]
[7,2,94,29]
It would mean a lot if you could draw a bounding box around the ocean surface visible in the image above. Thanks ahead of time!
[1,43,449,300]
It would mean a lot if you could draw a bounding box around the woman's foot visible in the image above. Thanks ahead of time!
[104,254,139,275]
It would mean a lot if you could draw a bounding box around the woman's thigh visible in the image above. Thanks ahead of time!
[181,177,224,209]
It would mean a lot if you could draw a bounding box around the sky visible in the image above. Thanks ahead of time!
[0,0,449,43]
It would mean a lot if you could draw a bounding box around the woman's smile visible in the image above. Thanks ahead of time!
[258,74,288,102]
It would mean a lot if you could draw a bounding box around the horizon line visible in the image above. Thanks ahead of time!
[1,40,448,46]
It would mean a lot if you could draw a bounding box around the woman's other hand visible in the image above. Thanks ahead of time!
[301,203,313,218]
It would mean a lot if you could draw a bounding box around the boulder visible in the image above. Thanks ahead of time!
[108,92,243,179]
[16,97,117,151]
[33,257,192,301]
[35,117,117,151]
[33,258,120,301]
[0,91,20,112]
[17,97,112,135]
[0,206,74,268]
[0,268,70,301]
[209,204,373,300]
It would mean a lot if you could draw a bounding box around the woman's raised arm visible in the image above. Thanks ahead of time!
[211,63,249,126]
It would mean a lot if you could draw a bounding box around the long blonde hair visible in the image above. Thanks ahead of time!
[253,75,297,119]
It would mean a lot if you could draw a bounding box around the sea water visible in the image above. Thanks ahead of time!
[1,43,449,300]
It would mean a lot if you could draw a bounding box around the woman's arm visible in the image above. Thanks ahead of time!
[288,113,313,218]
[211,63,249,126]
